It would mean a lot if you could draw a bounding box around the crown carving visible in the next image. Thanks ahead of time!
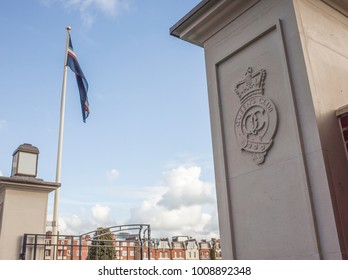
[235,67,266,102]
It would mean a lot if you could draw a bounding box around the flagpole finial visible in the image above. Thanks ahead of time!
[66,26,71,31]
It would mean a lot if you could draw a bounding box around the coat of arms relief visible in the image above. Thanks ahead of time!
[234,67,278,164]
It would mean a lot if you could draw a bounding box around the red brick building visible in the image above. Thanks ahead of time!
[171,237,186,260]
[199,239,211,260]
[43,232,221,260]
[44,232,89,260]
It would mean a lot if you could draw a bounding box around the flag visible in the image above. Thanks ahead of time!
[66,34,90,122]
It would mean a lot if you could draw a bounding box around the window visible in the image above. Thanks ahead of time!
[122,251,127,257]
[130,251,134,257]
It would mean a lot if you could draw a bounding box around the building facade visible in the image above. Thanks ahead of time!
[42,232,221,260]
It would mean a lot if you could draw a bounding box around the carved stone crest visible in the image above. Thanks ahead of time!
[234,67,277,164]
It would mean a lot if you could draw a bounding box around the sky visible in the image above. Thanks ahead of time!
[0,0,219,239]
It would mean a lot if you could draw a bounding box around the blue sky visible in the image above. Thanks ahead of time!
[0,0,219,239]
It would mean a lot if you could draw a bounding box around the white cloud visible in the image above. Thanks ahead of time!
[58,215,95,235]
[164,153,214,171]
[92,0,125,16]
[129,204,215,236]
[158,166,213,210]
[42,0,131,26]
[0,170,3,176]
[56,203,112,235]
[54,166,219,239]
[0,120,8,130]
[91,203,111,225]
[128,166,219,238]
[106,168,120,180]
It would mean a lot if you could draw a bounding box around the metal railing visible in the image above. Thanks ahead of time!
[20,224,151,260]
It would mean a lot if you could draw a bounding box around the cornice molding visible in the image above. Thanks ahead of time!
[0,176,60,193]
[170,0,260,47]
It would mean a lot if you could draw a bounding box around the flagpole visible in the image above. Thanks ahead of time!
[51,25,71,260]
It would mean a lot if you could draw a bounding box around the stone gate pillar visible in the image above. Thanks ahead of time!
[0,144,59,259]
[171,0,348,259]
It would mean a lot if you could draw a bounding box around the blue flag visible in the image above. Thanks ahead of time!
[66,34,90,122]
